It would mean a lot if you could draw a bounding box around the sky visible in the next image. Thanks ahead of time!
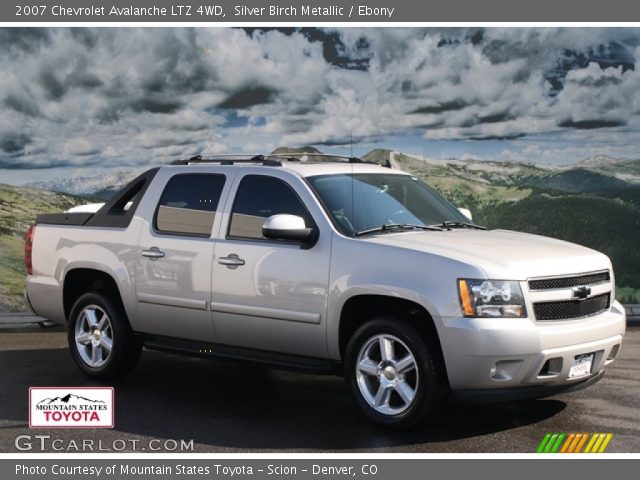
[1,27,640,184]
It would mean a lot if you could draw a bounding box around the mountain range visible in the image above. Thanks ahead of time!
[0,147,638,311]
[27,151,640,199]
[29,168,146,200]
[38,394,106,405]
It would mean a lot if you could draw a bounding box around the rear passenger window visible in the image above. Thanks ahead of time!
[229,175,311,240]
[155,174,225,236]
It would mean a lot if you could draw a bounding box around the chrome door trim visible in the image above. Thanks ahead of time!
[137,293,208,311]
[210,301,321,324]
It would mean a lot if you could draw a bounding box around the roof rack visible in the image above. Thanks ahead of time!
[170,152,378,166]
[171,154,281,166]
[266,153,374,164]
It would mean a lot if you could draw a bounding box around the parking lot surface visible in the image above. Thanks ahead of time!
[0,321,638,453]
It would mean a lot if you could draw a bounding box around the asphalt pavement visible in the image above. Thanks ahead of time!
[0,317,638,453]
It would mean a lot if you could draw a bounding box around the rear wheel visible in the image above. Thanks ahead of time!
[68,292,141,378]
[344,317,447,428]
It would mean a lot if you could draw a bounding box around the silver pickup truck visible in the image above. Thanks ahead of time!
[25,154,626,427]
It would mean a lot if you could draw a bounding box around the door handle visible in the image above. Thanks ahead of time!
[218,254,245,269]
[141,247,165,259]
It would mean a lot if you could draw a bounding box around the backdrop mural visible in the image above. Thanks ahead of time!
[1,27,639,310]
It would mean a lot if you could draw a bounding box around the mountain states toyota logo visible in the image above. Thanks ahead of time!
[29,387,114,428]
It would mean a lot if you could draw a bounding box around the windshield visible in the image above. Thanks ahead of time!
[307,173,472,237]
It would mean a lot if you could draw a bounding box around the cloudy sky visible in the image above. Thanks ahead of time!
[1,27,640,183]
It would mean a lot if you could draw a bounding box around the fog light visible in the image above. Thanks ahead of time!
[490,360,523,381]
[538,357,563,377]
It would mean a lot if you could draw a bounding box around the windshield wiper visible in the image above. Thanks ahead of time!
[431,220,487,230]
[355,223,443,237]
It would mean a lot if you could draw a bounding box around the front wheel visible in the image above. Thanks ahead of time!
[68,292,142,379]
[344,317,447,428]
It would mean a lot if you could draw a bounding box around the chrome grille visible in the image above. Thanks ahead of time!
[528,271,610,291]
[533,293,611,321]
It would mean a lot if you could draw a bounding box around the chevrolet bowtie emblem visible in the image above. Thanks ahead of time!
[572,285,592,300]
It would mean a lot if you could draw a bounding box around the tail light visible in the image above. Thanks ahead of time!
[24,224,35,275]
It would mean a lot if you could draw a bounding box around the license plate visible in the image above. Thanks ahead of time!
[569,353,594,379]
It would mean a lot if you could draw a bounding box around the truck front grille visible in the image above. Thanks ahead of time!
[533,293,611,321]
[528,271,610,291]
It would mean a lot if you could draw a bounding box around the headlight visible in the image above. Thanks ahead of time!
[457,279,526,318]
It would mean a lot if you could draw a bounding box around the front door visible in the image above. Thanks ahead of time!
[211,174,330,358]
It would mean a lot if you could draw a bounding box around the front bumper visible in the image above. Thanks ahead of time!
[452,368,605,403]
[439,300,626,393]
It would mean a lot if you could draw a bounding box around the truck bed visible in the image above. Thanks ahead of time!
[34,168,159,229]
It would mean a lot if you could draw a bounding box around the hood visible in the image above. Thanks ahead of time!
[362,229,611,280]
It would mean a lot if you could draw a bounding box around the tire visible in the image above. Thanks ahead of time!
[67,292,142,379]
[344,317,448,428]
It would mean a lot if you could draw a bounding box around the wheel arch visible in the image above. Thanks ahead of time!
[337,294,449,386]
[63,268,128,324]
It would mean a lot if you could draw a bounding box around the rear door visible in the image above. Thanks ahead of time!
[134,172,228,342]
[210,173,331,358]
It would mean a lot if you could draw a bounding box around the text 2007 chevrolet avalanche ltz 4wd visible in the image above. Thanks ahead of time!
[24,154,626,427]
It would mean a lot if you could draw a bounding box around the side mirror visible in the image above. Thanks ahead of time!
[262,214,317,244]
[458,207,473,221]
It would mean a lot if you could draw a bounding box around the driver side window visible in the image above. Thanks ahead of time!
[228,175,312,240]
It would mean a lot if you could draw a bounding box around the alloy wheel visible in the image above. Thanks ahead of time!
[74,305,113,368]
[355,334,419,415]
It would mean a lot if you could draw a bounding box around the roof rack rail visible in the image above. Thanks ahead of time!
[265,153,376,164]
[170,152,380,167]
[171,154,281,166]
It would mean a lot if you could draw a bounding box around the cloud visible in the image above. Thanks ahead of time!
[62,139,102,157]
[130,95,183,114]
[410,100,468,115]
[558,119,626,129]
[0,132,31,155]
[1,27,640,171]
[218,86,278,109]
[4,91,41,117]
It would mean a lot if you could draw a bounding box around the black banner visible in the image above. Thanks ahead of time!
[4,459,640,480]
[5,0,640,22]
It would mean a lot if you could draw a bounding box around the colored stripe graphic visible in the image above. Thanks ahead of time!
[569,433,585,453]
[550,433,565,453]
[584,433,598,453]
[537,433,613,453]
[598,434,614,453]
[574,433,589,453]
[544,433,558,453]
[560,433,575,453]
[536,434,551,453]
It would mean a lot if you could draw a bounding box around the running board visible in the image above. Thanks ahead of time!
[140,334,341,375]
